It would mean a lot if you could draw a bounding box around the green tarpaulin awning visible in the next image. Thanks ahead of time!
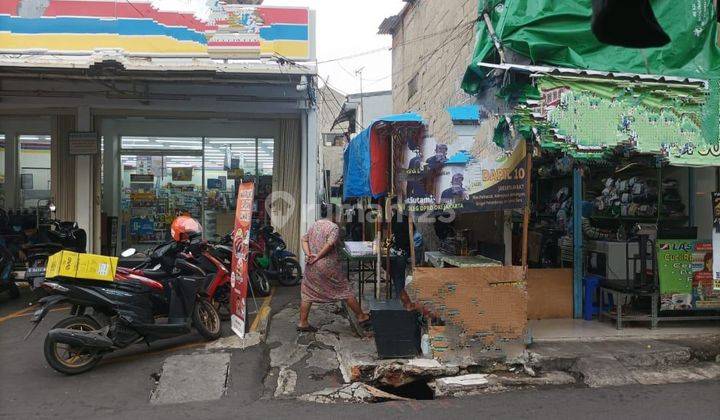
[462,0,720,95]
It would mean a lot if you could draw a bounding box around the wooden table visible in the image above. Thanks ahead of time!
[424,251,502,268]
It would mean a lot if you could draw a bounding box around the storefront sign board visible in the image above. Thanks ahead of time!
[658,239,720,310]
[68,132,99,155]
[402,135,527,213]
[0,3,314,62]
[230,182,255,338]
[713,193,720,291]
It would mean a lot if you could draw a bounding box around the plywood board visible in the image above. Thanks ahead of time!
[409,266,528,346]
[526,268,573,320]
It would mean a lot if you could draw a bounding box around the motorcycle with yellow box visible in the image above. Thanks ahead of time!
[25,249,221,374]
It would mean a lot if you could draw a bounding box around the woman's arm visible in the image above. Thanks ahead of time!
[314,240,335,261]
[313,224,340,263]
[301,234,316,264]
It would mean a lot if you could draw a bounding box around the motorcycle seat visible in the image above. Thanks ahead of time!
[140,268,170,280]
[23,243,64,254]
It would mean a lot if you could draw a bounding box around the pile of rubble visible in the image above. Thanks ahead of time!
[263,302,574,403]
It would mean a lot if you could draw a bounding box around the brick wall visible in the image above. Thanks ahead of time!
[391,0,480,143]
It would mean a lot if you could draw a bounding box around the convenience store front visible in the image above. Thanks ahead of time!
[118,136,275,248]
[0,2,318,256]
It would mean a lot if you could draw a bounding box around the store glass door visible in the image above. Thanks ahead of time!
[120,137,203,251]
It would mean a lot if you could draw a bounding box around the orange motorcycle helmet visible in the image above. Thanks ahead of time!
[170,215,203,242]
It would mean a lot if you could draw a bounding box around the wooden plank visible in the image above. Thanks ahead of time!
[527,268,573,320]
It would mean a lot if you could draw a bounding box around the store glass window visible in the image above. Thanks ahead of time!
[257,138,275,176]
[18,135,52,209]
[203,138,252,238]
[120,137,203,250]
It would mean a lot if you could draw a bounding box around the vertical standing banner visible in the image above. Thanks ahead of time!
[713,193,720,291]
[231,182,255,338]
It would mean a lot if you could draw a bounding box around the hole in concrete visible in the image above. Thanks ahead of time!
[377,380,434,400]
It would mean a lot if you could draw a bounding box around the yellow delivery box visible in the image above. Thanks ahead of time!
[45,251,80,279]
[46,251,118,282]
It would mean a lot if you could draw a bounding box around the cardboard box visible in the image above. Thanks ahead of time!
[45,251,80,279]
[76,254,118,282]
[45,251,118,282]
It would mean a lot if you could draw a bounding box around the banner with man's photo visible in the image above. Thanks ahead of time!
[400,134,528,213]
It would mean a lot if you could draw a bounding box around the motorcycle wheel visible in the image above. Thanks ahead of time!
[212,284,231,322]
[250,269,271,297]
[193,299,222,341]
[278,259,302,287]
[43,316,104,375]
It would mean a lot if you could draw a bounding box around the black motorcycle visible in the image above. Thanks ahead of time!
[26,257,221,375]
[258,226,302,287]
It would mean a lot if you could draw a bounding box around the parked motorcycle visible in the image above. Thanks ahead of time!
[0,242,20,299]
[208,234,271,300]
[255,225,302,287]
[26,254,221,375]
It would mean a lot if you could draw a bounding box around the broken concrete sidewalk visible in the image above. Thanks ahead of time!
[265,302,560,402]
[432,371,576,398]
[529,336,720,388]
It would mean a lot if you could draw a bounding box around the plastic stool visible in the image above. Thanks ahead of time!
[583,275,612,321]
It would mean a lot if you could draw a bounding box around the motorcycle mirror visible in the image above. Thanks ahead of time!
[120,248,137,258]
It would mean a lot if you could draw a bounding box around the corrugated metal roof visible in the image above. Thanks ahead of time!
[476,62,707,87]
[378,15,402,35]
[377,0,415,35]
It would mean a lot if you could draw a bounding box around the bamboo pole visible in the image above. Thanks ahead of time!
[408,210,416,270]
[520,144,533,267]
[375,205,382,300]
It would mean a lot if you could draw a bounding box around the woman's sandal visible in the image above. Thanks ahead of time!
[297,325,318,333]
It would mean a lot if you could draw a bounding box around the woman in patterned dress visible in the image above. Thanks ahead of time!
[298,203,370,332]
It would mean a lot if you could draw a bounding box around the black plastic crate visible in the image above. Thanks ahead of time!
[370,309,420,359]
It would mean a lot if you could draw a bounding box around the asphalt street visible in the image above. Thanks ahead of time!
[2,286,719,419]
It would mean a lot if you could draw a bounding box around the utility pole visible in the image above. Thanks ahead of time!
[355,67,365,128]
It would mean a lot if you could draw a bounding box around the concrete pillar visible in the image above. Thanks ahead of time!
[299,108,319,261]
[75,106,96,252]
[3,129,18,209]
[102,124,121,255]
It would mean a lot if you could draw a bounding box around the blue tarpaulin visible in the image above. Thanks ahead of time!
[343,113,424,200]
[343,127,372,199]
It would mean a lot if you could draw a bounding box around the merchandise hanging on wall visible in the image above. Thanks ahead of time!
[230,182,255,338]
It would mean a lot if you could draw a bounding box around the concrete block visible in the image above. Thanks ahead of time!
[150,353,230,405]
[274,367,298,398]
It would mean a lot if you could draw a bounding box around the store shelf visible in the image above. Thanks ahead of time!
[591,215,687,223]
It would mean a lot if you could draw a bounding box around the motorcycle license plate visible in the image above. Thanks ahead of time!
[26,267,46,275]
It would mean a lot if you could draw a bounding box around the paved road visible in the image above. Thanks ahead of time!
[2,287,719,419]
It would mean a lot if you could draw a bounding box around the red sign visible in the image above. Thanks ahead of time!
[231,182,255,338]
